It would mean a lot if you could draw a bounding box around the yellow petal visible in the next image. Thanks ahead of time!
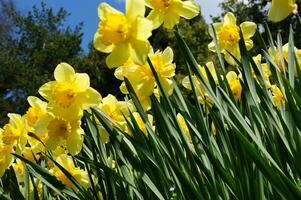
[209,22,223,37]
[27,96,47,110]
[139,79,155,97]
[67,128,83,155]
[224,12,236,25]
[74,73,90,92]
[240,22,257,39]
[147,10,164,29]
[160,78,174,95]
[175,0,200,19]
[182,76,192,90]
[106,43,130,68]
[226,71,238,82]
[54,63,75,82]
[38,81,56,101]
[98,126,110,144]
[130,39,150,65]
[126,0,145,22]
[163,11,180,29]
[93,32,113,53]
[80,88,102,109]
[98,3,120,19]
[268,0,296,23]
[162,47,174,64]
[208,41,216,52]
[135,17,153,40]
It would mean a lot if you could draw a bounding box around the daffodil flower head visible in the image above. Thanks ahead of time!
[182,62,217,105]
[133,47,176,97]
[0,113,27,150]
[208,12,257,66]
[268,43,301,74]
[270,85,285,108]
[99,94,135,130]
[50,154,91,190]
[268,0,297,23]
[24,96,47,130]
[94,0,153,68]
[39,63,101,118]
[226,71,242,102]
[145,0,200,29]
[177,113,192,143]
[126,112,154,136]
[0,142,13,177]
[34,112,84,155]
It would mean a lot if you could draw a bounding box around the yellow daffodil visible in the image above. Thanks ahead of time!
[94,0,153,68]
[132,47,176,96]
[182,62,218,105]
[115,47,175,110]
[208,12,257,65]
[12,159,25,182]
[268,0,297,23]
[270,85,285,108]
[177,113,192,143]
[39,63,101,118]
[226,71,242,101]
[34,112,84,155]
[145,0,199,29]
[268,43,301,74]
[1,113,27,150]
[126,112,154,136]
[24,96,47,130]
[50,154,90,190]
[99,94,135,129]
[0,142,13,177]
[251,54,272,88]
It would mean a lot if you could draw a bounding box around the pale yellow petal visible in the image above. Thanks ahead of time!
[130,39,150,65]
[240,22,257,39]
[176,0,200,19]
[163,11,180,29]
[135,17,153,40]
[67,128,84,155]
[162,47,174,64]
[126,0,145,22]
[268,0,296,23]
[208,41,216,52]
[80,88,102,109]
[38,81,56,101]
[209,22,223,37]
[139,79,155,97]
[98,3,120,19]
[74,73,90,92]
[224,12,236,25]
[93,32,113,53]
[147,10,164,29]
[182,76,192,90]
[54,63,75,82]
[106,43,130,68]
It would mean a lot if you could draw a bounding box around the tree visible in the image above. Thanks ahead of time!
[0,0,15,41]
[0,3,83,125]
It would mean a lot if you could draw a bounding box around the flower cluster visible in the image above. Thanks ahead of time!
[0,0,298,195]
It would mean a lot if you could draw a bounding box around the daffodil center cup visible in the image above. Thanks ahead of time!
[26,107,45,127]
[217,24,240,47]
[150,0,172,12]
[52,82,78,108]
[99,13,131,44]
[1,124,20,145]
[47,118,71,140]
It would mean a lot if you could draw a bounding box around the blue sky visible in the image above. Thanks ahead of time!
[14,0,221,52]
